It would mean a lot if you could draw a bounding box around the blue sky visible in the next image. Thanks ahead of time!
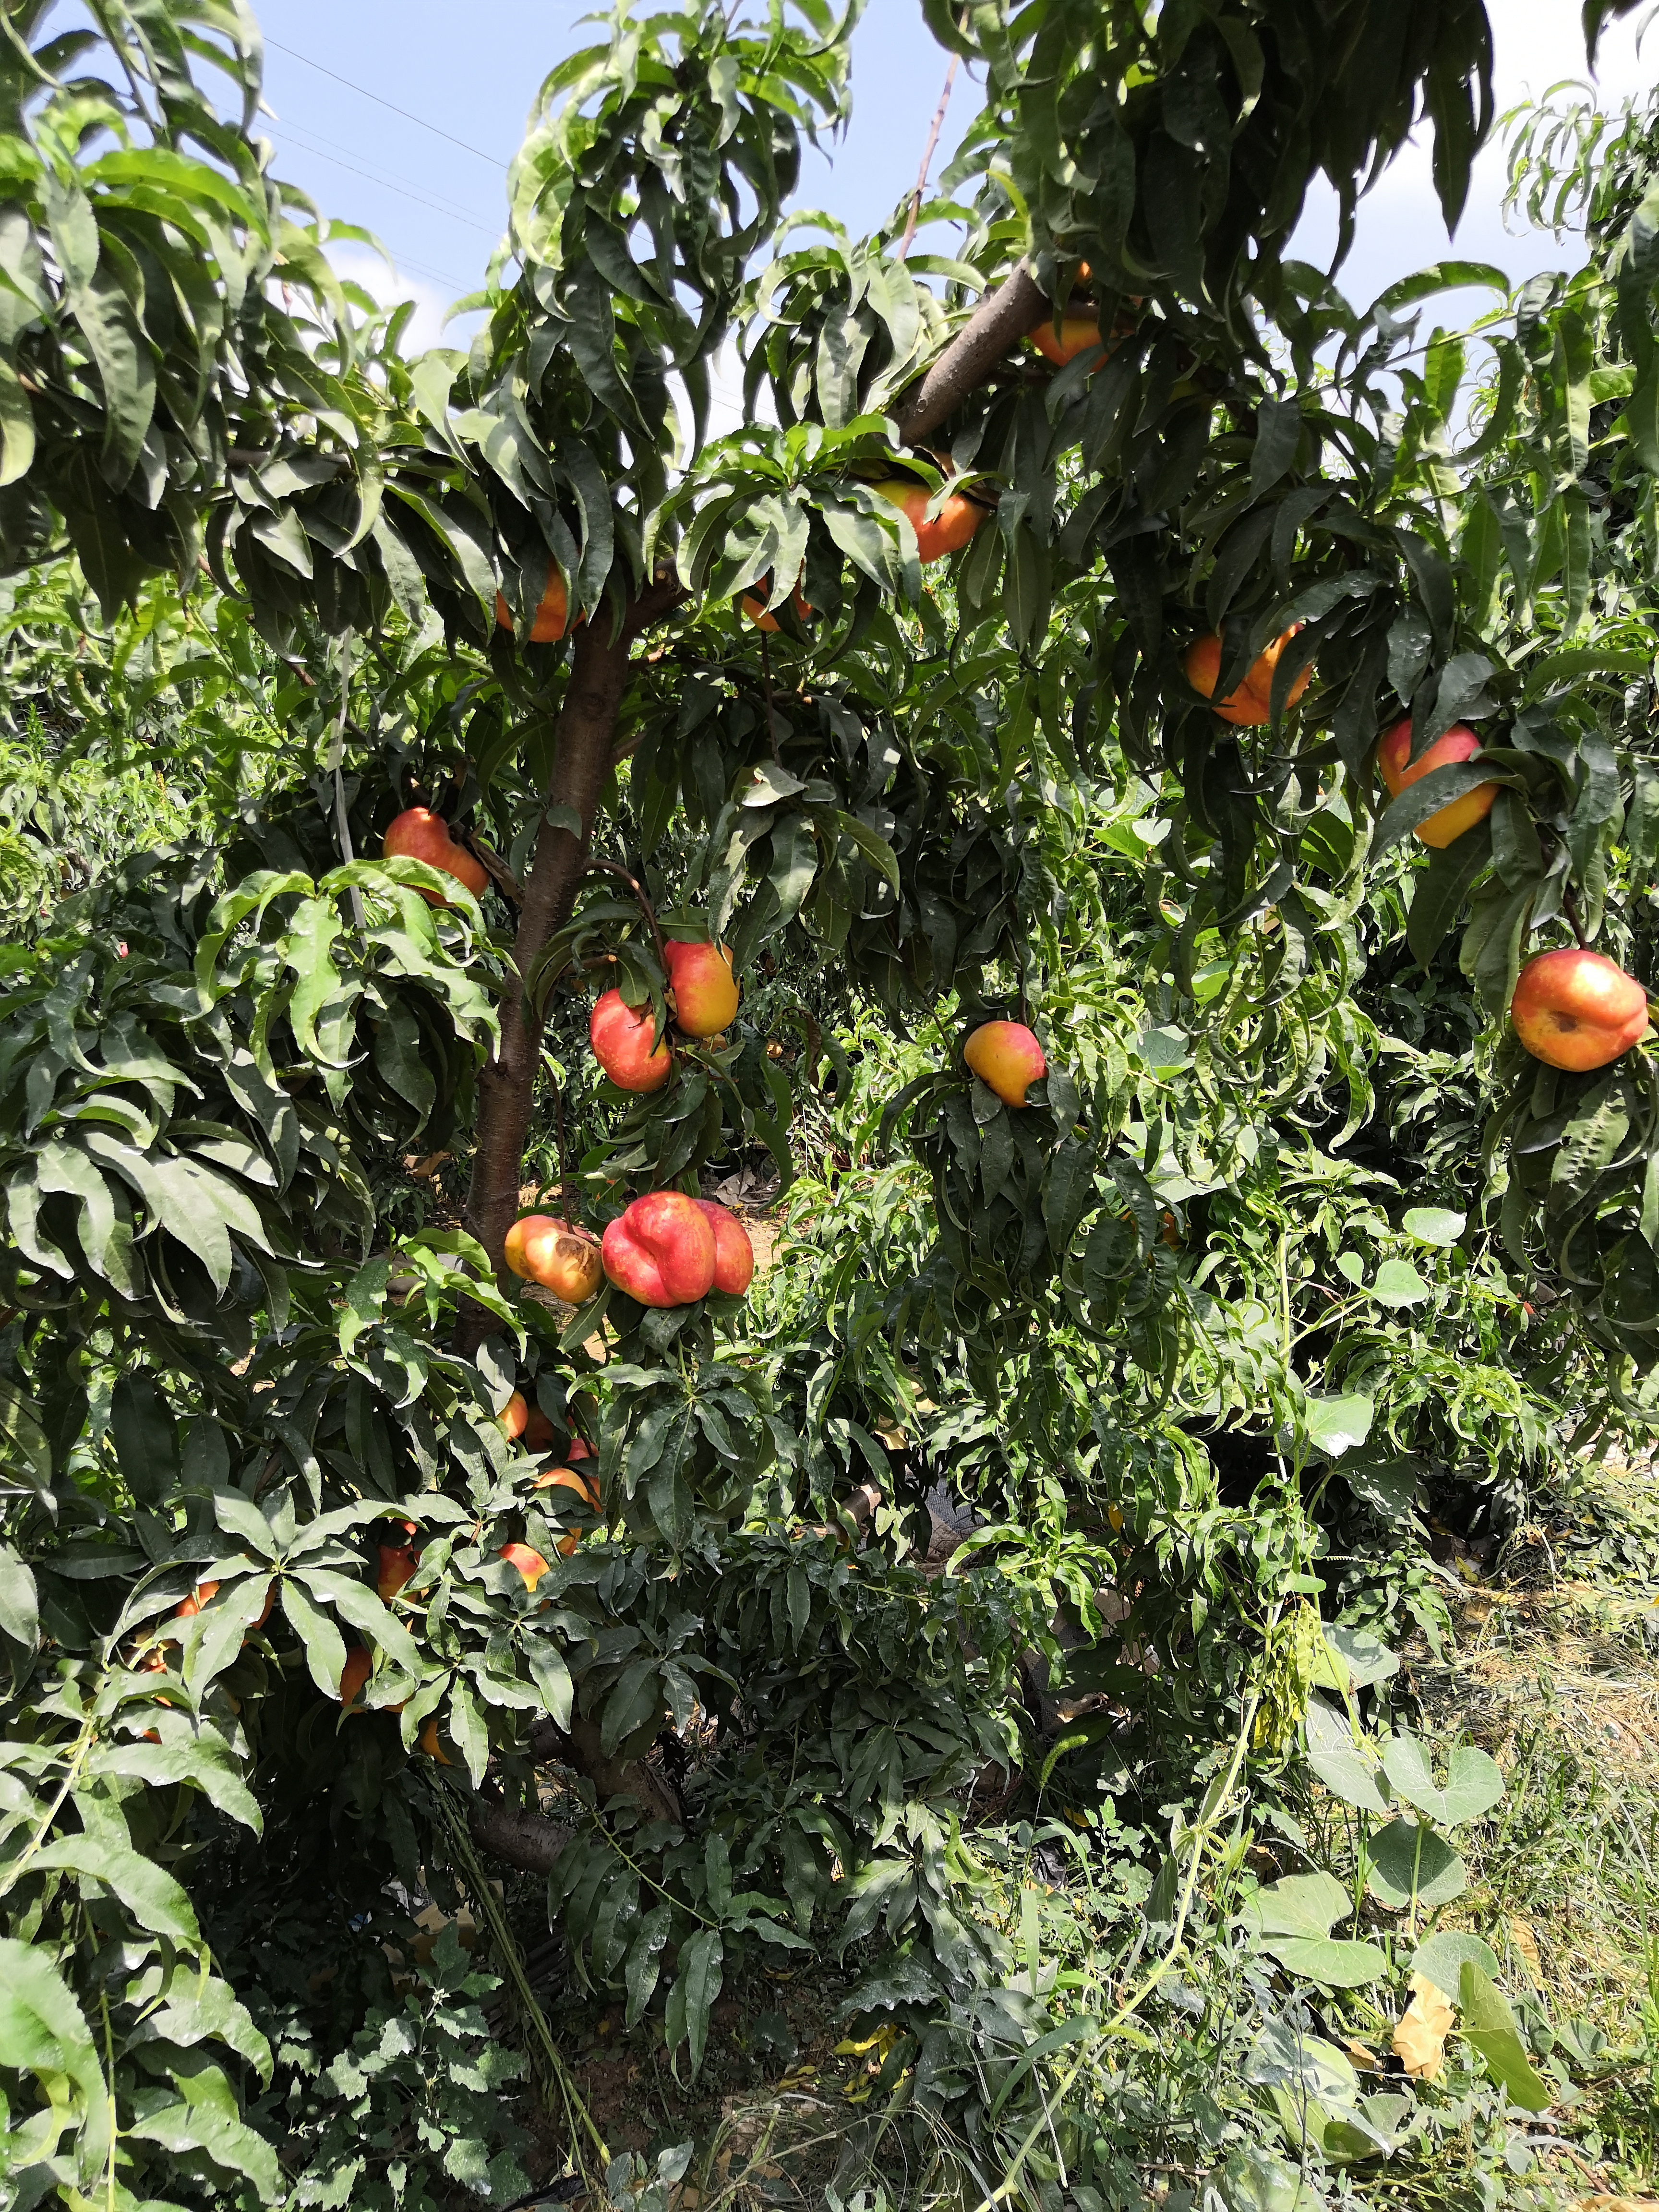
[252,0,1656,368]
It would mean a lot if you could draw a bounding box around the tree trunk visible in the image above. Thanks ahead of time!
[463,621,635,1269]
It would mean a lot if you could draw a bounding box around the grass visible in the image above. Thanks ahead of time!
[492,1453,1659,2212]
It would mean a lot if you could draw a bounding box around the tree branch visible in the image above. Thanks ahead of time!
[460,575,686,1282]
[889,264,1046,449]
[469,1796,570,1876]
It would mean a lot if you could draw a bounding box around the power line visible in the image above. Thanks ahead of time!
[272,123,502,237]
[264,36,507,169]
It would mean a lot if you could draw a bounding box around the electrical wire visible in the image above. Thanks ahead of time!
[270,129,502,240]
[276,117,502,234]
[264,35,507,168]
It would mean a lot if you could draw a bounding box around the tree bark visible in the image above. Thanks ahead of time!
[463,582,683,1272]
[469,1795,570,1876]
[890,264,1047,449]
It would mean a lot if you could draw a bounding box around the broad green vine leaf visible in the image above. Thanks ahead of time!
[1366,1818,1466,1912]
[1457,1960,1551,2110]
[1381,1736,1505,1827]
[1410,1930,1501,1999]
[1303,1392,1374,1459]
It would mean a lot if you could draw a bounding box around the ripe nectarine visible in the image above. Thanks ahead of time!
[383,807,489,904]
[740,573,812,632]
[590,989,673,1091]
[964,1021,1046,1108]
[664,940,740,1036]
[602,1190,718,1307]
[339,1646,373,1711]
[504,1214,604,1302]
[1184,630,1311,726]
[494,568,568,643]
[1028,312,1104,368]
[500,1540,551,1591]
[501,1391,530,1442]
[1511,948,1648,1071]
[694,1198,755,1294]
[377,1541,420,1602]
[533,1465,599,1556]
[1376,719,1498,849]
[868,477,987,563]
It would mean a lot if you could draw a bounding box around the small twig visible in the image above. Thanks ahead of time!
[1562,882,1591,950]
[585,857,669,971]
[759,631,782,763]
[899,54,958,259]
[552,1082,580,1219]
[328,633,366,931]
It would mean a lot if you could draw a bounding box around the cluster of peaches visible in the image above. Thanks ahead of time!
[502,940,756,1311]
[1183,625,1651,1075]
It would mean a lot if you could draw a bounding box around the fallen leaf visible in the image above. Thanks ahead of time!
[1393,1971,1455,2079]
[1508,1914,1543,1985]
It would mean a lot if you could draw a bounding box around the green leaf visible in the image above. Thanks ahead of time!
[1304,1698,1391,1815]
[1402,1207,1465,1246]
[1366,1818,1466,1911]
[0,1937,109,2186]
[1410,1930,1501,1999]
[0,1542,39,1647]
[1263,1936,1390,1986]
[1457,1961,1551,2111]
[665,1927,723,2077]
[32,1828,200,1945]
[1381,1737,1504,1826]
[1241,1869,1350,1939]
[1303,1392,1374,1459]
[125,2061,282,2199]
[280,1578,348,1701]
[1369,1259,1430,1308]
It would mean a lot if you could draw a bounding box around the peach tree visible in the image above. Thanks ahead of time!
[2,0,1658,2203]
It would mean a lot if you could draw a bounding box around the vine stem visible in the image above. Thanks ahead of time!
[425,1779,610,2173]
[586,856,669,973]
[0,1715,96,1905]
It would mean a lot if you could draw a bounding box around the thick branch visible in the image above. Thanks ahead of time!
[469,1796,570,1876]
[890,264,1047,449]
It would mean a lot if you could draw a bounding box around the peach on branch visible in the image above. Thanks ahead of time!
[376,1534,420,1602]
[382,807,489,904]
[868,477,988,563]
[500,1540,551,1591]
[1376,719,1498,849]
[504,1214,605,1302]
[533,1465,601,1555]
[590,988,673,1091]
[740,573,812,632]
[339,1646,373,1712]
[1028,311,1105,368]
[1511,948,1648,1071]
[1184,630,1311,726]
[500,1391,530,1441]
[601,1190,718,1307]
[694,1198,755,1295]
[664,939,740,1036]
[964,1021,1046,1108]
[494,567,568,643]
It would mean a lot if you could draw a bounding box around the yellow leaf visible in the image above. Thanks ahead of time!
[1393,1971,1455,2080]
[835,2024,898,2060]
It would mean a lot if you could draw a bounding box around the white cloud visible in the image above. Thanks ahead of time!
[325,242,480,355]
